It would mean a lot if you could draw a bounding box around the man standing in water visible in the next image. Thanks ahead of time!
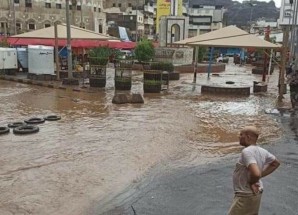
[228,126,280,215]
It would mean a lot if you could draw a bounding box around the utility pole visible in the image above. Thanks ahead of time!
[54,22,60,80]
[66,0,73,79]
[279,26,289,101]
[290,0,298,60]
[71,0,77,26]
[9,0,16,35]
[263,25,270,82]
[80,0,84,28]
[136,0,138,41]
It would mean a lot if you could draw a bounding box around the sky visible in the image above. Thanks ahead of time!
[238,0,281,7]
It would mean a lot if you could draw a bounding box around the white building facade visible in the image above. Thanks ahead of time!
[278,0,296,26]
[187,4,226,37]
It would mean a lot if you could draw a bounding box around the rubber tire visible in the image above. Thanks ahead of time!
[8,122,27,128]
[24,117,45,124]
[13,125,39,135]
[44,115,61,121]
[0,126,10,135]
[226,81,235,84]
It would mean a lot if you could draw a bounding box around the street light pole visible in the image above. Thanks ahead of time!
[66,0,73,79]
[249,3,256,25]
[80,0,84,28]
[136,0,138,41]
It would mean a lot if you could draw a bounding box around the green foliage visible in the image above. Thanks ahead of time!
[135,39,155,62]
[0,38,10,47]
[198,47,207,63]
[143,79,162,85]
[115,77,131,83]
[89,47,111,65]
[150,62,174,72]
[114,49,124,60]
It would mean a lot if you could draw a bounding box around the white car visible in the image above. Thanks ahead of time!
[217,56,223,62]
[119,50,133,59]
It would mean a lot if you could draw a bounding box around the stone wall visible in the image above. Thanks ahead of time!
[201,85,250,96]
[154,47,193,65]
[175,63,226,73]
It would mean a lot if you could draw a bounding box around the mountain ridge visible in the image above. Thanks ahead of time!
[189,0,280,26]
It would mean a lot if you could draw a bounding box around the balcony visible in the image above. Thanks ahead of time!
[189,24,211,30]
[144,5,154,14]
[144,17,154,25]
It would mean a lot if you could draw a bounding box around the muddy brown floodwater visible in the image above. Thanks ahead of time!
[0,64,282,215]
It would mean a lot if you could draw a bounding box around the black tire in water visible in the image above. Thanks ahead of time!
[0,126,10,135]
[13,125,39,135]
[8,122,27,128]
[44,115,61,121]
[24,117,45,124]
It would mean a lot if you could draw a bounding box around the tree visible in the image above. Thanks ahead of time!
[0,38,10,47]
[134,39,155,63]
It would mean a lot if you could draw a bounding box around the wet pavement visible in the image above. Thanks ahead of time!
[100,112,298,215]
[0,63,292,215]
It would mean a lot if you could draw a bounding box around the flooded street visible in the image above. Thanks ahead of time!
[0,64,282,215]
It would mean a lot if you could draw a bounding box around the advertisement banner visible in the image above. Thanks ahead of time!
[156,0,183,33]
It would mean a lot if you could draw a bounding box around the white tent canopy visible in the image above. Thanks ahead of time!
[175,25,281,49]
[11,23,114,40]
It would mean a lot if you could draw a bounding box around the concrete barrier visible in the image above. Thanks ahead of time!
[175,63,226,74]
[201,85,250,96]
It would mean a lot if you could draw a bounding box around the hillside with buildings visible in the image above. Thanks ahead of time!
[190,0,280,26]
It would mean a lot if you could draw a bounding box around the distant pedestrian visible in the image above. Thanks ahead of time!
[228,126,280,215]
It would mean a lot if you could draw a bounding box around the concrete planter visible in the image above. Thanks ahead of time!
[115,68,132,91]
[143,83,162,93]
[143,70,162,93]
[89,77,106,88]
[115,78,132,91]
[89,65,106,88]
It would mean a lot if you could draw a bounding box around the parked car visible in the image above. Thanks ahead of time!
[119,50,134,59]
[217,55,229,63]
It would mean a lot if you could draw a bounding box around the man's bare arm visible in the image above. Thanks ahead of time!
[248,163,261,184]
[261,159,280,178]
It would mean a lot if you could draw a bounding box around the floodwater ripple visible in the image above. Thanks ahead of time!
[0,65,282,214]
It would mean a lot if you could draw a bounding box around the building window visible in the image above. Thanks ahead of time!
[285,9,293,17]
[45,24,51,28]
[45,3,51,8]
[28,23,35,30]
[128,3,132,7]
[0,22,8,28]
[14,0,20,3]
[56,4,62,9]
[25,0,32,8]
[77,5,81,10]
[98,8,101,12]
[94,7,96,12]
[16,22,21,30]
[69,5,72,10]
[118,3,121,7]
[112,3,116,7]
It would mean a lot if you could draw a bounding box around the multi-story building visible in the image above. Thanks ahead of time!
[0,0,106,36]
[278,0,295,26]
[104,0,154,39]
[187,4,226,37]
[250,18,279,34]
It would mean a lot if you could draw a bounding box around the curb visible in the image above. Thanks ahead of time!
[0,75,85,92]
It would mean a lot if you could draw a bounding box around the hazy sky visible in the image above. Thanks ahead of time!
[238,0,281,7]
